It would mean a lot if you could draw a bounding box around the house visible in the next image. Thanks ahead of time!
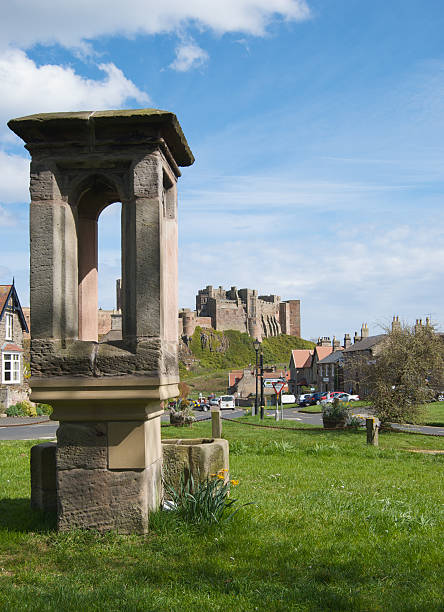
[0,283,29,408]
[288,349,314,393]
[228,366,289,400]
[342,334,386,396]
[317,350,345,392]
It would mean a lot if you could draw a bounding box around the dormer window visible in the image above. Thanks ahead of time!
[5,312,13,341]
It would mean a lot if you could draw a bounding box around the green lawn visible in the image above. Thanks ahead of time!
[421,401,444,427]
[1,422,444,610]
[298,405,322,413]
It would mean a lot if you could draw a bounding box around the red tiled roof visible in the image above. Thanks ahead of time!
[2,343,23,352]
[291,349,313,368]
[315,346,334,361]
[229,370,243,387]
[263,369,288,380]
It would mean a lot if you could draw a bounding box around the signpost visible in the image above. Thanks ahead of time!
[272,380,286,421]
[264,378,285,388]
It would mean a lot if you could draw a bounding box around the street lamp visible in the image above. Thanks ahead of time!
[260,347,265,420]
[253,339,261,417]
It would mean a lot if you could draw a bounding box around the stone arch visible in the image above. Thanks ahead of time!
[74,174,123,341]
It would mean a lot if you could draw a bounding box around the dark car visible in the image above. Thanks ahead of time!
[298,393,315,407]
[198,402,211,412]
[304,392,329,406]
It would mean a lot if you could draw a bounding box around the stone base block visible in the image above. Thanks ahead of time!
[30,442,57,512]
[57,462,161,533]
[55,420,162,533]
[162,438,229,493]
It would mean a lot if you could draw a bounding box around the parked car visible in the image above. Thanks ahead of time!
[281,394,296,404]
[198,402,211,412]
[219,395,236,410]
[298,393,314,407]
[336,393,360,402]
[209,397,220,406]
[298,393,311,403]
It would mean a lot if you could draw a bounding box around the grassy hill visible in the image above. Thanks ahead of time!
[180,327,314,394]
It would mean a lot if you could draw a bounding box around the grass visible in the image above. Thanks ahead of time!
[298,405,323,414]
[1,423,444,610]
[421,401,444,427]
[184,328,314,375]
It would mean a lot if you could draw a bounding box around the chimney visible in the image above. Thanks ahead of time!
[361,322,369,339]
[353,331,360,344]
[415,318,423,334]
[332,336,340,350]
[343,333,351,348]
[391,315,401,332]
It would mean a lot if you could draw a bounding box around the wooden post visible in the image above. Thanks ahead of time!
[211,409,222,438]
[366,418,378,446]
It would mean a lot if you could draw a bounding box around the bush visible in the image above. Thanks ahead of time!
[36,403,53,416]
[322,398,350,420]
[6,401,36,417]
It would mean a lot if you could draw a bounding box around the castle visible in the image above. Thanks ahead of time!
[27,281,301,343]
[178,285,301,341]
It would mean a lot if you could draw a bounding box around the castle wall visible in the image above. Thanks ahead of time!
[194,285,301,339]
[214,300,249,334]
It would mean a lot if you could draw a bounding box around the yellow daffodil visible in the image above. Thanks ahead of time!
[230,479,239,486]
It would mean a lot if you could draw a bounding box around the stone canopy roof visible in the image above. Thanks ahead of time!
[8,108,194,167]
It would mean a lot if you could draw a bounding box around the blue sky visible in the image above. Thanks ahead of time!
[1,0,443,340]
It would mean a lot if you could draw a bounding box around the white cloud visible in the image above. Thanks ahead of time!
[0,150,29,203]
[0,48,149,140]
[0,1,311,50]
[178,217,444,338]
[170,39,209,72]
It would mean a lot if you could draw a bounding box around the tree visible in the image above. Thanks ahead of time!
[365,322,444,424]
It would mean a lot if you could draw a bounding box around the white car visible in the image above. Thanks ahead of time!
[337,393,360,402]
[219,395,236,410]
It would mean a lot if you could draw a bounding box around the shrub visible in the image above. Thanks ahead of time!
[6,401,42,417]
[36,403,53,416]
[5,404,24,417]
[322,398,350,421]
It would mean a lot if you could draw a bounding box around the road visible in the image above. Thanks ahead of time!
[0,408,318,441]
[1,409,443,440]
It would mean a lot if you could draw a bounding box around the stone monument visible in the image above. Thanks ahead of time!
[8,109,194,532]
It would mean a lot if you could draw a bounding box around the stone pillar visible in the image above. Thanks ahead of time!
[9,109,194,533]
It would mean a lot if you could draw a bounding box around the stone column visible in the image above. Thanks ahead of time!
[9,109,194,533]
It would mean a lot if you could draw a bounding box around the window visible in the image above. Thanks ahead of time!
[5,312,13,341]
[2,352,20,384]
